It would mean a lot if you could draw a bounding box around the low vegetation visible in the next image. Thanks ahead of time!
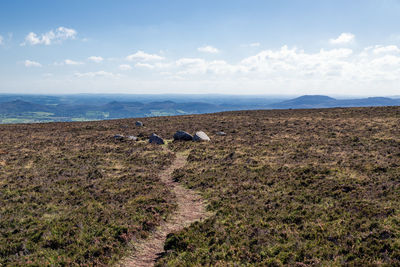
[1,106,399,265]
[0,121,176,265]
[160,107,400,266]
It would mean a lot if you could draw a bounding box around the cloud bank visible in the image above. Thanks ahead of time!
[13,33,400,95]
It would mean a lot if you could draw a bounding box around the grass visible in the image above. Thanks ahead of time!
[1,106,399,265]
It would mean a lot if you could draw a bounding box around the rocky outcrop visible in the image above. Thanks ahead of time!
[193,131,210,142]
[173,131,193,141]
[149,133,164,145]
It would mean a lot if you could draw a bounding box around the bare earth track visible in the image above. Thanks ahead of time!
[119,149,209,267]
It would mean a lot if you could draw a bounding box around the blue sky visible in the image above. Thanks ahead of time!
[1,0,400,96]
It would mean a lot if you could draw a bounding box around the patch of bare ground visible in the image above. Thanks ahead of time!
[118,149,210,267]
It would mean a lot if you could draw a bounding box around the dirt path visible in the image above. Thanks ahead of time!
[119,150,209,267]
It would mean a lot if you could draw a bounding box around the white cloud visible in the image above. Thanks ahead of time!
[24,60,42,67]
[57,27,76,39]
[126,51,164,61]
[240,46,354,77]
[88,56,104,63]
[198,45,219,53]
[74,71,119,78]
[23,32,41,45]
[160,44,400,87]
[135,63,155,69]
[0,35,3,45]
[64,59,84,65]
[173,57,245,76]
[371,45,400,54]
[21,27,77,46]
[175,58,207,74]
[75,44,400,93]
[119,64,132,70]
[54,59,84,66]
[330,33,355,45]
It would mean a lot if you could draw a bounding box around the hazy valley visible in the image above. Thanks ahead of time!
[1,94,399,124]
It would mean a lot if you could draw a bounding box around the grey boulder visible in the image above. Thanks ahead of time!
[193,131,210,142]
[149,133,164,145]
[173,131,193,141]
[135,121,144,127]
[113,134,124,141]
[216,131,226,136]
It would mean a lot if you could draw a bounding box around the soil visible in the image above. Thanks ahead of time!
[118,149,210,267]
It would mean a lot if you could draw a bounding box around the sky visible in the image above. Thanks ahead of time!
[0,0,400,96]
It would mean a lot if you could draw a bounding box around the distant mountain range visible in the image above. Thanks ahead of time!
[0,94,399,123]
[270,95,400,109]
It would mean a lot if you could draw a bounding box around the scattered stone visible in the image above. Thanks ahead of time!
[173,131,193,141]
[113,134,124,141]
[149,133,164,145]
[193,131,210,142]
[216,131,226,136]
[135,121,144,127]
[126,135,138,141]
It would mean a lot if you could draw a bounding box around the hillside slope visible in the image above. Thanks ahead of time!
[1,106,399,265]
[271,95,400,109]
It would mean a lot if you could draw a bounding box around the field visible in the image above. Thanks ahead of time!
[1,106,399,266]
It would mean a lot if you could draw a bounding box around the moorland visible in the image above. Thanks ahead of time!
[0,106,399,266]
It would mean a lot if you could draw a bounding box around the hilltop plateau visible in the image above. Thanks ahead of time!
[0,106,399,266]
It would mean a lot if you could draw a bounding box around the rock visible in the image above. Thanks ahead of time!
[193,131,210,142]
[113,134,124,141]
[216,131,226,136]
[149,133,164,145]
[126,135,138,141]
[135,121,144,127]
[173,131,193,141]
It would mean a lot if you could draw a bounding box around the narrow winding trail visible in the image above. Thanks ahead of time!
[119,149,209,267]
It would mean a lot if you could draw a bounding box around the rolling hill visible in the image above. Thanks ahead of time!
[1,106,399,265]
[1,94,400,123]
[270,95,400,109]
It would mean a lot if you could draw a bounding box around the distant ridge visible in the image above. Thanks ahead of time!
[0,94,399,123]
[0,100,53,113]
[270,95,400,109]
